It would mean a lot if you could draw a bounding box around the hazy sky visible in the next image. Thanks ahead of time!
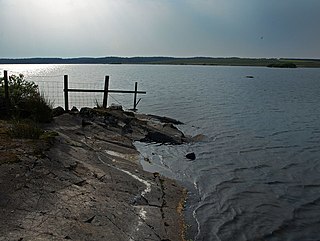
[0,0,319,58]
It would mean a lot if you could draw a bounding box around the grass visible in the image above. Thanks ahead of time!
[9,119,44,139]
[0,119,57,166]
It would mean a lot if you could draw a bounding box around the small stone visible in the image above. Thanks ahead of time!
[186,152,196,160]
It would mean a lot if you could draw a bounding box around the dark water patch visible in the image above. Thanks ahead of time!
[281,162,299,170]
[265,145,300,150]
[300,145,320,153]
[233,167,250,172]
[239,147,264,154]
[297,184,320,189]
[270,130,300,137]
[234,164,271,173]
[215,178,244,190]
[255,203,282,209]
[263,214,320,241]
[265,181,288,185]
[311,130,320,134]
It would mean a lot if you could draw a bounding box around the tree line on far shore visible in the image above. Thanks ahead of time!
[0,57,319,67]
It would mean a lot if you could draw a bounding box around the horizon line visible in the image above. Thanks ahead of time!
[1,56,319,60]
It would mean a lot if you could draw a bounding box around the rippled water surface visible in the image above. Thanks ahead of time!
[1,64,320,241]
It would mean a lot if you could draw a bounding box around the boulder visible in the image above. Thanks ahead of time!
[52,106,65,117]
[186,152,196,160]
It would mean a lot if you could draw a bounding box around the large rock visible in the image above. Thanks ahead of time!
[52,106,65,117]
[78,107,188,145]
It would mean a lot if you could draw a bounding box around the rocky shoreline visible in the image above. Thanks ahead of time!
[0,107,189,241]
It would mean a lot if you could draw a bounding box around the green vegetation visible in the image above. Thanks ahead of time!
[0,74,53,139]
[8,119,44,139]
[0,74,53,123]
[267,62,297,68]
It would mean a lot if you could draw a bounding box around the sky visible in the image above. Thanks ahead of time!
[0,0,320,59]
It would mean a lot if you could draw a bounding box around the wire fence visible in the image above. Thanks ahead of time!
[35,79,111,109]
[1,70,141,110]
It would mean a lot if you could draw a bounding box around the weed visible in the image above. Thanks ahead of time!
[9,119,44,139]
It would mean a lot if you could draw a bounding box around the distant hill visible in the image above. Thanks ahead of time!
[0,56,320,67]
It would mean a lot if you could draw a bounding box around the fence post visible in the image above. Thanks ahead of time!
[133,82,138,111]
[4,70,10,113]
[64,75,69,112]
[103,75,109,108]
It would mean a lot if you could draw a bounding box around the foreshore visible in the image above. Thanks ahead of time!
[0,107,189,241]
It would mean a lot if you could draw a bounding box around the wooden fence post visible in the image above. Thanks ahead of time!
[4,70,10,112]
[133,82,138,111]
[103,76,109,108]
[64,75,69,112]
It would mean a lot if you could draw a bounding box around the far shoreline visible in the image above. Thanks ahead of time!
[1,56,320,68]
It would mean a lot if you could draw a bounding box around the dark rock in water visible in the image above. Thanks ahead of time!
[186,152,196,160]
[141,131,178,144]
[52,106,65,117]
[139,121,186,144]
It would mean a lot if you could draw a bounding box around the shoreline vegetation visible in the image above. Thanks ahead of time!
[1,56,320,68]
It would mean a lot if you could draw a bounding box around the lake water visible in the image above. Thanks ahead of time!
[1,64,320,241]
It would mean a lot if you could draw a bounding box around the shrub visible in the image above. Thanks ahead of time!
[18,93,53,123]
[0,74,53,122]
